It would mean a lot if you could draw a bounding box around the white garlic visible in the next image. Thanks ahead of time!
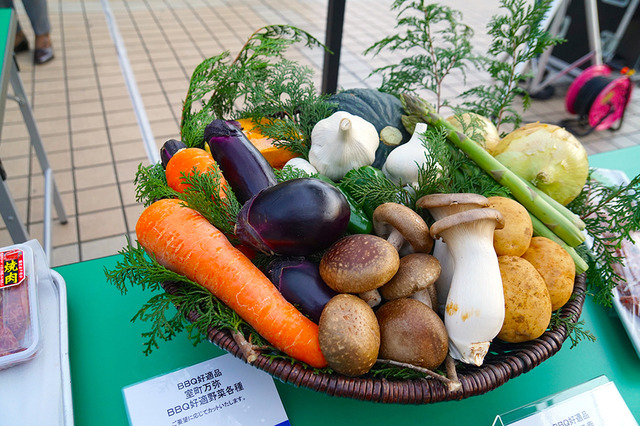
[309,111,379,181]
[382,122,436,188]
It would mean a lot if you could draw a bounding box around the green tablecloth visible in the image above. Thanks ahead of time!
[55,146,640,425]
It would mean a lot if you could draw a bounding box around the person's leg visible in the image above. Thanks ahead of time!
[22,0,51,37]
[21,0,53,63]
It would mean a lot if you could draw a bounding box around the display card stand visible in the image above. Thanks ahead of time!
[0,9,67,263]
[493,376,638,426]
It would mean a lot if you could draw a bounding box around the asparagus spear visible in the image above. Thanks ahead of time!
[402,93,585,248]
[522,179,586,231]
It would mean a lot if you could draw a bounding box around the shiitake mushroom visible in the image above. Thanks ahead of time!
[376,298,449,371]
[318,294,380,377]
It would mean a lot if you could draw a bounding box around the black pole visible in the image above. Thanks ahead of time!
[321,0,346,95]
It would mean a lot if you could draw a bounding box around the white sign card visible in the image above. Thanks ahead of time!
[123,353,290,426]
[495,380,637,426]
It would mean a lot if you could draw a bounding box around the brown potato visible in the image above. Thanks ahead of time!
[488,196,533,256]
[497,255,552,343]
[522,236,576,311]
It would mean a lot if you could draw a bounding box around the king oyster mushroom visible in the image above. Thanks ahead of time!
[416,193,490,314]
[429,207,505,366]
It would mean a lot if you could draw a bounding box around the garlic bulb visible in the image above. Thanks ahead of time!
[309,111,379,181]
[382,122,434,187]
[429,208,505,366]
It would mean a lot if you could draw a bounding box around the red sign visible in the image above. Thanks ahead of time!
[1,249,25,289]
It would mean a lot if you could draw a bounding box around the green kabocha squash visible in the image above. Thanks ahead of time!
[328,88,410,169]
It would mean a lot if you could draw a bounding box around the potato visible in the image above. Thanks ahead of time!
[497,255,552,343]
[522,236,576,311]
[488,196,533,256]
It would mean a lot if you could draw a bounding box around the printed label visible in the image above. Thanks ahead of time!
[123,353,290,426]
[1,249,25,289]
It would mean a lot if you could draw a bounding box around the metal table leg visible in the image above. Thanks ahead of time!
[4,57,68,262]
[0,173,29,243]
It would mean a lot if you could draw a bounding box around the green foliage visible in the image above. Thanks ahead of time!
[414,125,511,203]
[134,162,178,207]
[549,311,596,349]
[104,240,264,355]
[179,168,241,238]
[338,166,410,210]
[241,60,335,159]
[274,165,314,182]
[365,1,477,112]
[568,171,640,306]
[180,25,332,156]
[461,0,563,131]
[133,162,240,237]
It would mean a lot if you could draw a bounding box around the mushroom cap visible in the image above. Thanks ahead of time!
[319,294,381,376]
[320,234,400,293]
[379,253,441,300]
[417,193,489,221]
[430,208,505,240]
[376,298,449,370]
[372,203,433,255]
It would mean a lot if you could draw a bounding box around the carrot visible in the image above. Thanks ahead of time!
[165,148,228,197]
[136,198,327,368]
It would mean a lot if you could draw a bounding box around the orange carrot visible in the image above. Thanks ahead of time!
[165,148,228,197]
[136,198,327,368]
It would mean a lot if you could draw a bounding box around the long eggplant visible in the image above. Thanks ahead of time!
[159,139,187,169]
[265,257,338,323]
[204,119,277,204]
[235,178,350,256]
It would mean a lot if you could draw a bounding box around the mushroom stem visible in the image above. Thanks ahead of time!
[231,330,260,364]
[445,354,461,392]
[386,228,406,252]
[358,289,382,308]
[432,240,454,315]
[375,358,461,391]
[411,285,437,310]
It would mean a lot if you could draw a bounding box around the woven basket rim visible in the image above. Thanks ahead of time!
[163,273,587,404]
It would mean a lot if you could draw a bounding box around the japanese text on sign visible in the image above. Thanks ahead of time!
[167,367,246,420]
[123,353,290,426]
[1,249,25,289]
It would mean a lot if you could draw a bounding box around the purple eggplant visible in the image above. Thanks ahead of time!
[235,178,350,256]
[265,257,338,323]
[160,139,187,169]
[204,119,277,204]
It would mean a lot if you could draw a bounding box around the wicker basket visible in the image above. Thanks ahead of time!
[163,273,586,404]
